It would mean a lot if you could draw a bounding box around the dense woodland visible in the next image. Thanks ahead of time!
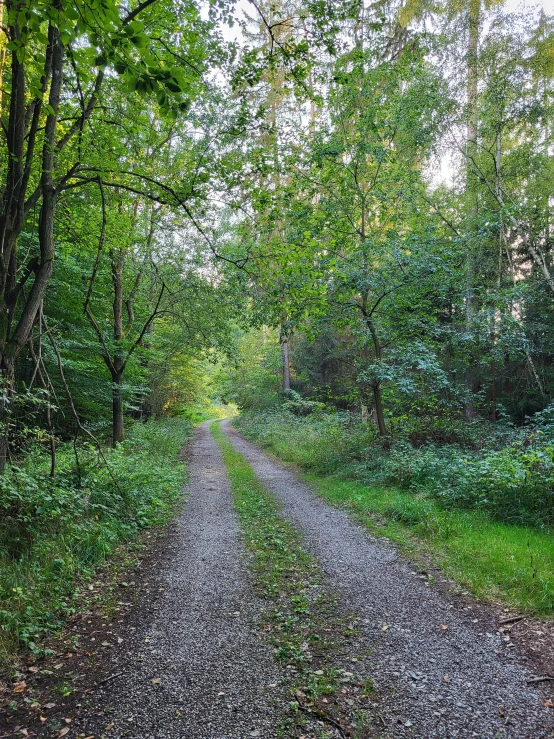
[1,0,554,659]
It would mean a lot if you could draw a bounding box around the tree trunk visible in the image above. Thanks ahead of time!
[111,247,125,445]
[112,370,124,445]
[0,358,15,472]
[373,383,387,437]
[281,330,291,392]
[364,314,387,436]
[490,359,497,422]
[464,0,481,423]
[0,23,63,469]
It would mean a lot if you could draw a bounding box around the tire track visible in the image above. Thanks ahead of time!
[222,420,554,739]
[73,421,284,739]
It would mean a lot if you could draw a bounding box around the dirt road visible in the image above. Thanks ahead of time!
[65,420,553,738]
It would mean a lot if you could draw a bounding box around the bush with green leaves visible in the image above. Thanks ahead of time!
[0,418,191,664]
[452,443,554,527]
[237,408,554,530]
[236,409,378,475]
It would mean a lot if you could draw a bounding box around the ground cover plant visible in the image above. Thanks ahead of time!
[0,418,191,666]
[236,410,554,616]
[211,421,377,738]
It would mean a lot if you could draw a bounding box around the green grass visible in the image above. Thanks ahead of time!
[306,474,554,615]
[210,421,376,738]
[0,418,192,666]
[235,414,554,617]
[180,399,238,424]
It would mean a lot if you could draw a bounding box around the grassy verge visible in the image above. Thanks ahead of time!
[235,416,554,617]
[210,422,376,739]
[0,418,192,666]
[305,474,554,615]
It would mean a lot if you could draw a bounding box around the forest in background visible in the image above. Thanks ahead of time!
[1,0,554,661]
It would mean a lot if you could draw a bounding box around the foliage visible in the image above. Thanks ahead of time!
[236,407,554,529]
[222,328,283,411]
[0,418,191,665]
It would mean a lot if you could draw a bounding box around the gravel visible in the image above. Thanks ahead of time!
[73,421,283,739]
[222,420,554,739]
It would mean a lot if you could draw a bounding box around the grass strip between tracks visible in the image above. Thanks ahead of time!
[211,421,377,739]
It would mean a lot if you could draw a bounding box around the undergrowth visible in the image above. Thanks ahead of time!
[211,422,376,739]
[236,409,554,529]
[236,411,554,616]
[0,418,191,665]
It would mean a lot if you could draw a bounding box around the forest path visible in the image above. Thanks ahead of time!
[221,420,554,739]
[72,421,283,739]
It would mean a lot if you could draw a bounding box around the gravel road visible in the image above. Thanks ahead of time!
[222,420,554,739]
[73,422,284,739]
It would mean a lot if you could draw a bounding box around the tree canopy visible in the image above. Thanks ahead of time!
[0,0,552,460]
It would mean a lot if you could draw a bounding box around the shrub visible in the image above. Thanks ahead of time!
[237,409,554,530]
[0,418,191,664]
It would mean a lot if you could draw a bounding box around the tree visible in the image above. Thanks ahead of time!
[0,0,217,466]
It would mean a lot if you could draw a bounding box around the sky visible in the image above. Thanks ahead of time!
[507,0,553,10]
[222,0,553,43]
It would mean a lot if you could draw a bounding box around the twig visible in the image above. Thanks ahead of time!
[526,675,554,685]
[75,671,124,694]
[96,671,124,687]
[83,177,107,315]
[297,704,348,738]
[499,615,526,626]
[43,316,122,494]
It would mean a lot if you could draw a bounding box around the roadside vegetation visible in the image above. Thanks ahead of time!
[0,418,191,666]
[235,406,554,616]
[211,421,376,738]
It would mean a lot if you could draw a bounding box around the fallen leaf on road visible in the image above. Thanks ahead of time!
[382,625,389,631]
[151,678,161,685]
[218,692,225,696]
[13,681,27,693]
[440,625,448,630]
[544,700,554,708]
[45,703,56,709]
[314,669,324,675]
[59,728,70,737]
[105,722,114,730]
[249,732,260,737]
[28,666,39,673]
[40,717,47,723]
[443,675,451,683]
